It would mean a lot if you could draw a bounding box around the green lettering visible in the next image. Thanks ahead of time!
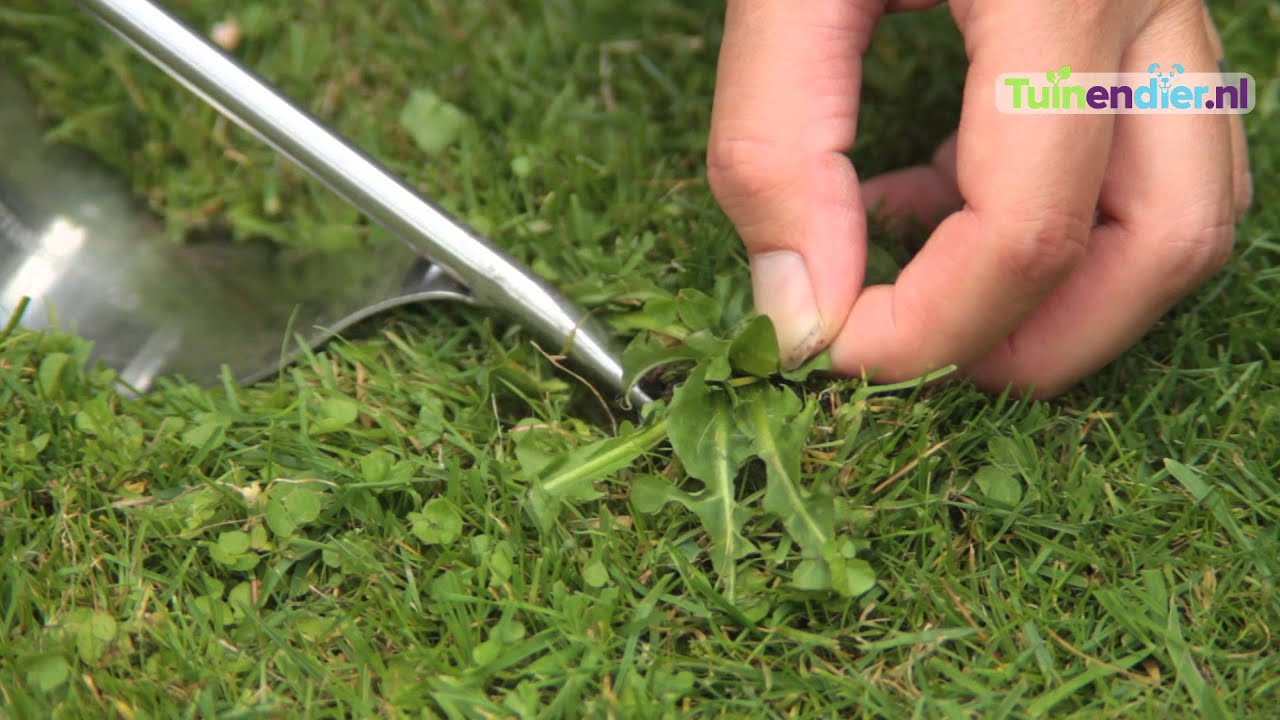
[1060,85,1085,110]
[1004,77,1030,109]
[1029,84,1052,110]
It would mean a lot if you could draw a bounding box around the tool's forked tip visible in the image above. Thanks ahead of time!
[626,382,655,411]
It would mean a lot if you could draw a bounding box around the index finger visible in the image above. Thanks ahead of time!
[829,2,1150,383]
[707,0,881,368]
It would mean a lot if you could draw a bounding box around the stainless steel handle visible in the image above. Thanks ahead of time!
[75,0,649,409]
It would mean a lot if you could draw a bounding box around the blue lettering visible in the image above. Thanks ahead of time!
[1170,86,1193,110]
[1134,80,1159,109]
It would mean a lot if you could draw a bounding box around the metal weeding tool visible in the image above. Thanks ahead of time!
[0,0,649,407]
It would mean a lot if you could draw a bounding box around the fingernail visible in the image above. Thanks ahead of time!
[750,250,824,370]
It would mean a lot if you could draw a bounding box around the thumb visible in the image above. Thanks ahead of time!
[707,0,881,368]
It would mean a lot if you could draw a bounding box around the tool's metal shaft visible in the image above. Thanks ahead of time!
[75,0,648,408]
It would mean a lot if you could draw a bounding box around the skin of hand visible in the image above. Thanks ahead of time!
[706,0,1253,399]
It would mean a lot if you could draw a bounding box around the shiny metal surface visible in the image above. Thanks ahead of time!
[73,0,647,408]
[0,2,648,407]
[1,69,470,394]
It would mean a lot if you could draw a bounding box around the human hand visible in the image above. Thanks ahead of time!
[706,0,1252,398]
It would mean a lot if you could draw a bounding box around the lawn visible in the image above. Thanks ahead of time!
[2,0,1278,717]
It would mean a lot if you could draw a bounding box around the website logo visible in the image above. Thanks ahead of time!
[997,64,1254,114]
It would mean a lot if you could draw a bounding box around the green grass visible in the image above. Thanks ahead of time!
[2,0,1279,717]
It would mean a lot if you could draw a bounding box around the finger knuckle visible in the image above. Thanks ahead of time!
[983,374,1071,402]
[1040,0,1123,30]
[972,335,1077,401]
[706,135,796,205]
[1073,0,1114,24]
[1004,367,1073,401]
[993,207,1092,286]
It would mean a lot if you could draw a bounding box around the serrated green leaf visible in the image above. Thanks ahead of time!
[727,314,780,378]
[666,365,755,601]
[643,296,680,327]
[740,384,831,557]
[704,353,733,383]
[665,545,756,626]
[526,420,667,528]
[684,329,732,358]
[630,474,693,514]
[675,288,721,330]
[669,366,749,481]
